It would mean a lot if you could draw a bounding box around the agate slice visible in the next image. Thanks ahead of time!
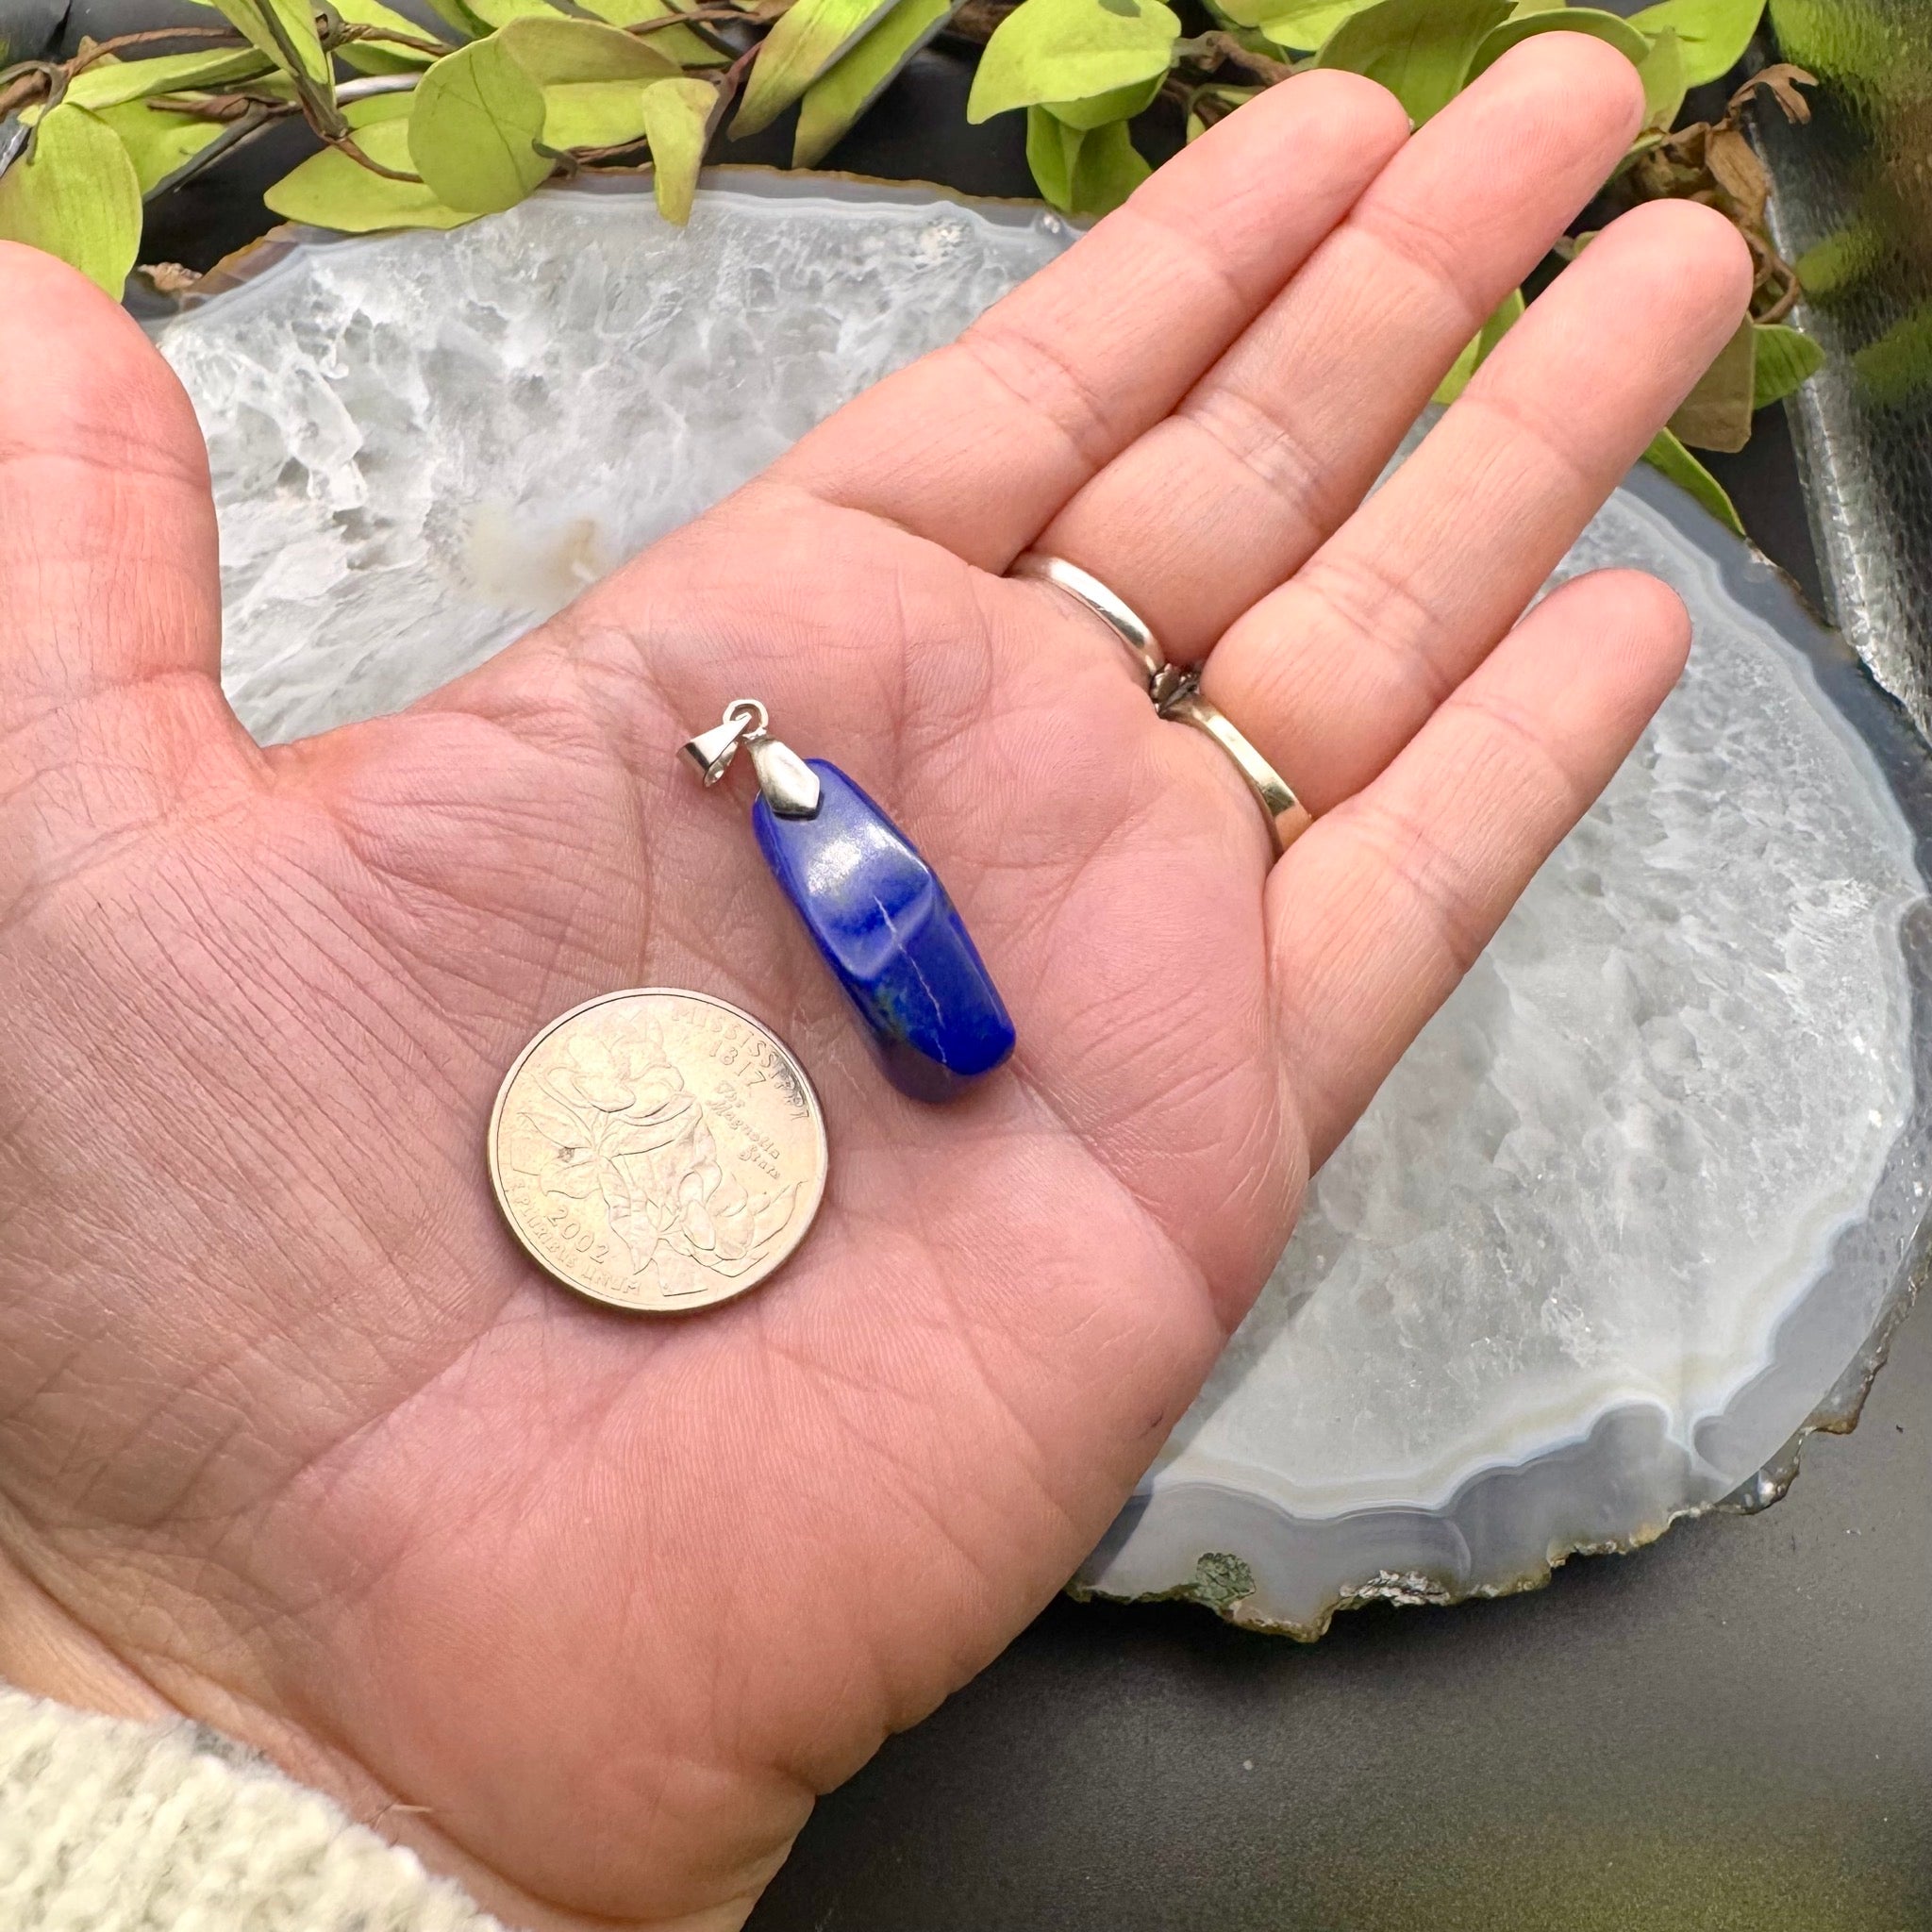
[150,175,1932,1635]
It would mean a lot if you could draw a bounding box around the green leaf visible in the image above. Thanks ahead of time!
[196,0,332,87]
[537,78,648,145]
[575,0,728,65]
[1065,112,1147,212]
[92,96,230,192]
[1668,312,1756,451]
[1042,68,1162,127]
[1854,301,1932,408]
[1315,0,1512,125]
[1466,6,1649,83]
[1025,99,1079,205]
[496,12,681,78]
[1433,341,1482,408]
[1634,24,1684,128]
[968,0,1181,123]
[794,0,959,166]
[1794,218,1883,300]
[1644,427,1743,534]
[1432,285,1524,405]
[331,0,444,74]
[63,47,274,108]
[1751,321,1824,408]
[408,30,552,211]
[343,88,418,124]
[733,0,902,137]
[264,112,478,226]
[1241,0,1373,45]
[496,14,679,145]
[1023,102,1146,212]
[0,104,142,297]
[1626,0,1761,87]
[640,75,716,221]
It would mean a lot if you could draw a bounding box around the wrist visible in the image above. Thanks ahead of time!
[0,1541,176,1727]
[0,1543,771,1932]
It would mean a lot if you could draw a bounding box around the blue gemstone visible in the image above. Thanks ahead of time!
[753,760,1016,1099]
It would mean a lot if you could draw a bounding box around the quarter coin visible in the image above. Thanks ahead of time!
[488,988,827,1312]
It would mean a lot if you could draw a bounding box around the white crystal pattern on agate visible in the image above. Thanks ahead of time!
[1147,498,1917,1506]
[153,179,1926,1633]
[158,184,1074,744]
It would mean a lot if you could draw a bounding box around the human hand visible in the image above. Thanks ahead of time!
[0,36,1749,1932]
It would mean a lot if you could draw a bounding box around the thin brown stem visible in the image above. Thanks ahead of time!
[146,87,296,119]
[327,129,423,181]
[1746,239,1803,324]
[67,25,246,72]
[231,0,347,141]
[0,71,49,117]
[336,22,454,57]
[574,132,653,161]
[1174,32,1294,85]
[624,2,755,53]
[626,5,753,30]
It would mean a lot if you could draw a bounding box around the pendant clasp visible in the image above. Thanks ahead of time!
[681,698,822,818]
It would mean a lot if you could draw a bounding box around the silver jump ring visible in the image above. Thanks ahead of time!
[1007,550,1312,859]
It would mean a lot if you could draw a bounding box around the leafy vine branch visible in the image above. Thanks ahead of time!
[0,0,1821,531]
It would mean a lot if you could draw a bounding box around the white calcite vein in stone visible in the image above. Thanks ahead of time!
[152,175,1930,1635]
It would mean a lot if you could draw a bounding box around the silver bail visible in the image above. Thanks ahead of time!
[682,714,754,786]
[681,699,821,818]
[749,735,822,819]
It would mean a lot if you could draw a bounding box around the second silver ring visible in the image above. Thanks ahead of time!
[1008,550,1313,859]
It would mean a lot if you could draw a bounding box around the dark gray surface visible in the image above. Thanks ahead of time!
[0,0,62,65]
[750,1307,1931,1932]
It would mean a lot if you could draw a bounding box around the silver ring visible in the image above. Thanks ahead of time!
[1007,550,1311,859]
[1158,681,1314,859]
[1009,550,1168,688]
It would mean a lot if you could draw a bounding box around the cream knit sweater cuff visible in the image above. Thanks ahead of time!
[0,1685,500,1932]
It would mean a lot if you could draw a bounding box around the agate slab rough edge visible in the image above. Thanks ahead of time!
[1078,461,1932,1637]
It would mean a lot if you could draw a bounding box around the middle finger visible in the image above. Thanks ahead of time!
[1024,33,1646,665]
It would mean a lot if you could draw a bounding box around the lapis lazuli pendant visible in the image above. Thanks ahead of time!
[681,699,1016,1100]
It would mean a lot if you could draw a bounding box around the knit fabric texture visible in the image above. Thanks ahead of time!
[0,1685,500,1932]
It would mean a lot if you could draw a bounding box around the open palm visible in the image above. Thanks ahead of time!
[0,39,1747,1932]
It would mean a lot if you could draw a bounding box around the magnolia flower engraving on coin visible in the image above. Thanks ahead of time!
[488,989,827,1312]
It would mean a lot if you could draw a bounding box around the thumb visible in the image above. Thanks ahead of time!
[0,244,251,823]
